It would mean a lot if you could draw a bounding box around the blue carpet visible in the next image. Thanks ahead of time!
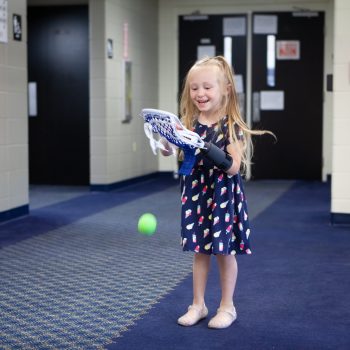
[1,179,349,349]
[0,174,177,249]
[0,175,192,349]
[107,181,350,350]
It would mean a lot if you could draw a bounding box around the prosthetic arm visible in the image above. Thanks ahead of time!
[201,142,233,172]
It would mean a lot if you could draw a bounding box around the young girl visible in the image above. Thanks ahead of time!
[161,56,264,329]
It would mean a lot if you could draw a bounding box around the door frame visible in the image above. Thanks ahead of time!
[177,10,326,180]
[247,11,325,180]
[27,5,90,186]
[158,2,333,181]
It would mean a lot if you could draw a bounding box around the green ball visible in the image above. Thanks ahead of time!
[138,213,157,235]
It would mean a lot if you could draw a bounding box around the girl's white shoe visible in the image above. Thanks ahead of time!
[208,306,237,329]
[177,304,209,326]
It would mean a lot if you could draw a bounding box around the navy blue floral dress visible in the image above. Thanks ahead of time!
[180,116,251,255]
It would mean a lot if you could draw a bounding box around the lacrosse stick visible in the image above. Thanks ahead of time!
[141,108,205,152]
[141,108,233,175]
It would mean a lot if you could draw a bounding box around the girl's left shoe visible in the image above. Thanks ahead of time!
[208,306,237,329]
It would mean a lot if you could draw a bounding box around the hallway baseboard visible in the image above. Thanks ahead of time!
[0,204,29,223]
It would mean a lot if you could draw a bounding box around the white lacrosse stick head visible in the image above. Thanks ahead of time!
[140,108,205,153]
[143,122,168,155]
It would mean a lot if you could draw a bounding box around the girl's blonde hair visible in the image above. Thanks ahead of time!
[179,55,273,174]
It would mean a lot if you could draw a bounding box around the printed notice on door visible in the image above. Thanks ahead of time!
[197,45,215,60]
[260,91,284,110]
[0,0,8,43]
[253,15,277,34]
[223,17,246,36]
[276,41,300,60]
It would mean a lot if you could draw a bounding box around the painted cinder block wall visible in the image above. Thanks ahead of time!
[89,0,159,187]
[0,0,29,221]
[331,0,350,221]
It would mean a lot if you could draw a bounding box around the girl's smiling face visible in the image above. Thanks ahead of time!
[188,66,226,118]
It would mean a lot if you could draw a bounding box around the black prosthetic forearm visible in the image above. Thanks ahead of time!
[201,142,233,171]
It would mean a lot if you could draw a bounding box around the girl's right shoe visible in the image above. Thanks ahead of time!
[177,304,209,326]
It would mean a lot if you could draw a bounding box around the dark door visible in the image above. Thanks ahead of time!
[28,6,89,185]
[179,14,247,117]
[251,12,324,180]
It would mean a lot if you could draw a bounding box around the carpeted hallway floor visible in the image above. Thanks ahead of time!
[0,176,349,349]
